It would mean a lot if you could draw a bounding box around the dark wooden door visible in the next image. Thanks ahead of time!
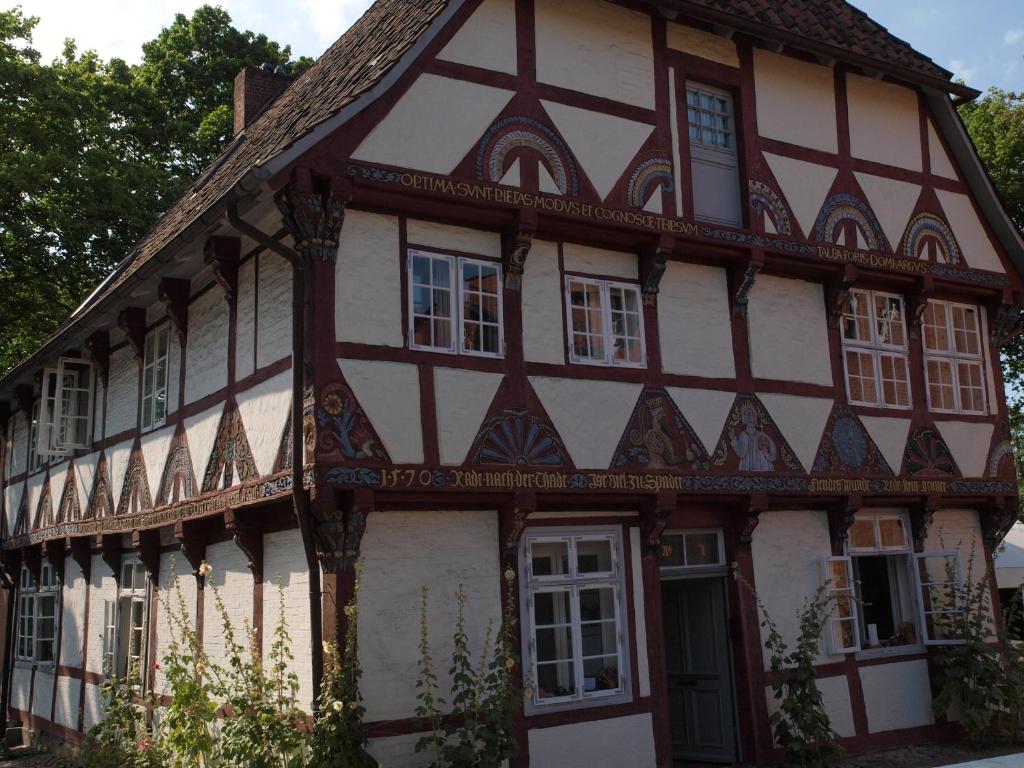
[662,577,737,764]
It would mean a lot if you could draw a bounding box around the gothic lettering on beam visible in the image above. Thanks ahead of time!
[641,235,675,307]
[158,278,191,347]
[731,252,764,318]
[204,236,242,305]
[275,168,352,264]
[117,307,147,363]
[85,330,111,387]
[502,211,538,291]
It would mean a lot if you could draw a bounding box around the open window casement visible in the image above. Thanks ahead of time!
[822,556,860,654]
[37,358,94,456]
[913,551,966,645]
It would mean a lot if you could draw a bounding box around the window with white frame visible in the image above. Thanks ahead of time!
[521,529,629,709]
[37,357,95,457]
[922,300,987,414]
[27,400,43,473]
[408,250,503,356]
[103,559,150,680]
[841,290,911,409]
[16,563,60,664]
[686,83,742,227]
[565,277,645,367]
[141,325,170,431]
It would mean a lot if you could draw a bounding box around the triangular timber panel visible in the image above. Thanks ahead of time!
[33,477,54,530]
[157,425,198,506]
[202,399,258,492]
[611,387,709,471]
[57,462,82,523]
[812,404,893,475]
[117,439,153,516]
[465,378,571,468]
[314,380,391,463]
[903,425,960,478]
[710,394,804,474]
[89,452,115,519]
[13,487,29,537]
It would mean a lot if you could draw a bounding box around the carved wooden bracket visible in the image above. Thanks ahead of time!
[731,253,764,317]
[826,263,858,328]
[22,545,42,584]
[175,519,207,578]
[224,508,263,580]
[204,236,242,305]
[827,495,862,555]
[44,538,67,581]
[641,235,674,307]
[907,275,935,327]
[275,168,353,263]
[982,497,1018,549]
[738,494,769,544]
[158,278,190,346]
[502,210,538,291]
[312,488,375,573]
[132,528,161,582]
[85,330,111,386]
[98,534,122,582]
[639,491,677,555]
[502,489,537,555]
[990,290,1024,349]
[14,384,34,416]
[117,307,147,363]
[68,536,92,580]
[910,498,939,553]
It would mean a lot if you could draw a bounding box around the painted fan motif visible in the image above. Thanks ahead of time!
[469,409,567,467]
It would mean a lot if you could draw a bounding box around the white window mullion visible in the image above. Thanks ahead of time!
[570,585,585,699]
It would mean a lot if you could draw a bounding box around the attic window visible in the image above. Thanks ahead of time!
[37,357,95,457]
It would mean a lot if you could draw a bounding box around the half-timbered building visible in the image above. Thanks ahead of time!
[2,1,1023,765]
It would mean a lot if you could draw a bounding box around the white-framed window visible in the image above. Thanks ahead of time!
[408,249,504,357]
[16,563,60,664]
[841,290,911,409]
[103,558,150,681]
[822,557,859,654]
[913,551,965,646]
[658,529,725,569]
[686,83,742,227]
[922,300,987,414]
[565,277,645,367]
[37,357,95,457]
[27,400,43,473]
[141,325,170,431]
[520,528,630,711]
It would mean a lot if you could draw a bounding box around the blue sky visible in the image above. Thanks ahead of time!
[14,0,1024,93]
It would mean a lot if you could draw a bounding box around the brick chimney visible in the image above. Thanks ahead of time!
[233,63,291,135]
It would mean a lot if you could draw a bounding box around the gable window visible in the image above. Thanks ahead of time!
[922,300,987,414]
[520,528,630,711]
[103,558,150,681]
[841,290,911,409]
[38,357,95,457]
[142,325,170,431]
[686,83,742,227]
[16,563,59,664]
[565,277,645,367]
[408,249,503,357]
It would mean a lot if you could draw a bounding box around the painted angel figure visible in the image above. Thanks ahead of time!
[729,402,777,472]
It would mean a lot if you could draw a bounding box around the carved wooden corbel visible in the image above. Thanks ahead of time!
[97,534,122,581]
[68,536,92,580]
[910,499,938,553]
[132,528,161,582]
[158,278,191,346]
[502,211,538,291]
[641,235,674,307]
[14,384,34,416]
[44,538,67,581]
[175,519,207,577]
[826,264,858,328]
[738,494,769,544]
[23,545,42,584]
[982,498,1018,549]
[502,489,537,556]
[907,275,935,327]
[827,495,861,555]
[311,488,375,573]
[641,491,677,554]
[275,168,353,263]
[203,236,242,305]
[117,307,147,363]
[989,289,1024,349]
[731,252,764,317]
[224,508,263,580]
[85,330,111,386]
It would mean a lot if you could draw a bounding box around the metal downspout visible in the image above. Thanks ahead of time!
[225,203,324,709]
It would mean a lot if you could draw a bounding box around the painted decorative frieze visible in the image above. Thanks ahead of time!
[904,427,960,477]
[201,403,258,492]
[33,481,53,530]
[89,453,115,518]
[157,427,198,506]
[467,408,570,467]
[710,395,803,473]
[117,441,153,516]
[611,388,709,471]
[748,180,792,235]
[902,212,961,264]
[626,155,674,210]
[986,422,1015,479]
[12,492,28,537]
[476,115,579,195]
[812,404,892,475]
[814,193,887,252]
[315,381,390,463]
[57,465,81,523]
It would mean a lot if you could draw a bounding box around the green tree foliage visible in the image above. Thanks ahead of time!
[0,5,309,374]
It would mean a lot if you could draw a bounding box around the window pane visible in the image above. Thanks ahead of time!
[577,539,613,574]
[121,562,133,586]
[659,535,686,567]
[537,662,575,699]
[579,587,616,623]
[878,518,908,550]
[432,257,451,287]
[583,655,620,693]
[845,350,878,405]
[926,358,956,410]
[133,563,148,591]
[531,541,569,578]
[536,625,574,663]
[533,590,571,627]
[843,292,872,343]
[874,295,906,347]
[951,306,980,355]
[922,303,950,352]
[849,519,877,550]
[412,255,431,285]
[957,362,986,413]
[685,533,721,566]
[879,354,911,407]
[831,618,857,651]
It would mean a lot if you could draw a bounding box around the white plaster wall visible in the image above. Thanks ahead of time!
[748,274,832,386]
[25,472,45,528]
[82,682,103,731]
[925,509,993,613]
[54,676,81,730]
[763,153,838,239]
[562,243,638,279]
[85,555,116,676]
[434,368,503,465]
[667,23,738,67]
[11,667,31,713]
[107,438,134,508]
[167,331,181,418]
[859,416,911,473]
[936,190,1005,273]
[928,121,958,180]
[854,173,922,251]
[257,252,294,368]
[847,74,922,172]
[336,211,403,347]
[31,670,54,719]
[765,674,855,739]
[235,257,257,382]
[658,262,735,378]
[154,551,197,693]
[407,218,502,259]
[4,482,23,538]
[141,425,174,501]
[185,287,229,404]
[630,527,651,697]
[528,713,656,768]
[359,510,501,722]
[236,370,292,476]
[438,0,517,74]
[60,555,87,668]
[759,394,834,472]
[530,377,642,469]
[937,421,995,477]
[9,410,27,477]
[203,541,255,673]
[522,239,565,365]
[338,359,423,464]
[860,659,934,733]
[535,0,655,109]
[367,733,432,768]
[751,510,839,668]
[263,529,314,712]
[666,388,736,457]
[352,74,514,175]
[93,377,106,442]
[184,403,223,482]
[105,346,138,437]
[754,50,837,153]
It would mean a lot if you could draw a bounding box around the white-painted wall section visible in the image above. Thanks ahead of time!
[658,262,735,378]
[256,252,294,369]
[753,50,837,153]
[521,239,565,365]
[203,541,255,672]
[527,713,657,767]
[185,287,229,404]
[747,274,833,386]
[263,529,315,712]
[336,211,403,348]
[105,347,139,438]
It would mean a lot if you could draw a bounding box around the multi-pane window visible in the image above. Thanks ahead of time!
[38,357,95,456]
[103,559,150,681]
[141,325,170,431]
[408,250,503,357]
[16,568,35,661]
[686,83,741,227]
[841,290,911,409]
[922,301,987,414]
[16,563,59,664]
[521,529,629,709]
[565,277,645,367]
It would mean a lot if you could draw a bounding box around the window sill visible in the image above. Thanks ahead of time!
[854,643,925,662]
[524,691,632,717]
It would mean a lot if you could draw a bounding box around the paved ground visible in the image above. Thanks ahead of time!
[843,744,1024,768]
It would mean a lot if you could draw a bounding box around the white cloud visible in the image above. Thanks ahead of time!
[949,58,976,83]
[1005,28,1023,46]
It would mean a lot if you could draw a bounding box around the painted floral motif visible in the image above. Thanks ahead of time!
[118,448,153,516]
[711,395,803,473]
[905,428,959,476]
[748,180,792,235]
[903,212,961,264]
[626,156,674,209]
[812,404,892,475]
[201,405,258,493]
[813,193,887,252]
[468,409,569,467]
[316,382,389,462]
[157,432,197,506]
[611,389,708,470]
[476,116,579,195]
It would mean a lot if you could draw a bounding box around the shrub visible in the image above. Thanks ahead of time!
[82,667,167,768]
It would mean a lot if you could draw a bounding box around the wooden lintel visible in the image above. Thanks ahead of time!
[224,508,264,580]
